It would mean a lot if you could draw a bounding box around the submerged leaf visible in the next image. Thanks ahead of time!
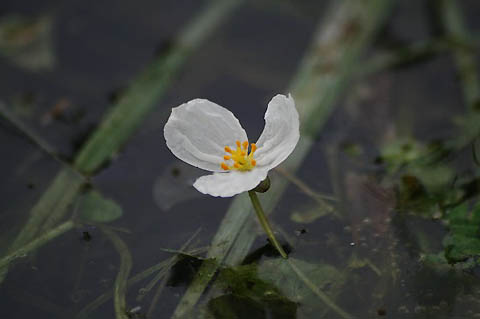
[381,139,454,192]
[381,138,423,172]
[78,190,123,223]
[258,258,346,318]
[207,263,297,318]
[443,203,480,264]
[380,138,458,218]
[410,164,454,194]
[0,14,55,71]
[208,293,296,319]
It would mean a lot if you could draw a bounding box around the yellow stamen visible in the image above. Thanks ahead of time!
[220,141,258,172]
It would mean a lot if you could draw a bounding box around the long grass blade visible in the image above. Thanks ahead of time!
[76,233,203,318]
[0,220,74,269]
[101,228,133,319]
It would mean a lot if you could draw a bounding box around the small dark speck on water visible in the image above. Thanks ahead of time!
[171,167,181,177]
[373,156,384,165]
[82,231,92,242]
[377,308,387,316]
[245,280,254,290]
[295,228,308,236]
[26,182,35,189]
[473,99,480,111]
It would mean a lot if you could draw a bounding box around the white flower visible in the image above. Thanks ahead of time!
[163,94,300,197]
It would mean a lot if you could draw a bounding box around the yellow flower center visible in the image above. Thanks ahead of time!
[221,140,257,171]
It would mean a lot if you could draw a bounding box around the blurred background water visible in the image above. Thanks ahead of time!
[1,0,480,318]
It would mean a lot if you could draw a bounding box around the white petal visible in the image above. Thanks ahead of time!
[164,99,248,172]
[254,94,300,170]
[193,169,268,197]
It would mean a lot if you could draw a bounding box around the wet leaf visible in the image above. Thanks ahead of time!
[207,263,297,318]
[381,139,423,172]
[78,190,123,223]
[443,203,480,264]
[380,138,458,218]
[381,139,454,192]
[258,258,346,318]
[420,252,449,266]
[410,164,454,194]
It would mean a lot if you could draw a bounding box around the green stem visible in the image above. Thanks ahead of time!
[101,228,132,319]
[248,190,287,259]
[0,220,75,269]
[76,229,203,319]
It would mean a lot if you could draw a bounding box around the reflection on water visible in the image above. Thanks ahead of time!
[1,0,480,318]
[153,161,204,211]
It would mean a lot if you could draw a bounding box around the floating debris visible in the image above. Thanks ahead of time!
[0,14,56,71]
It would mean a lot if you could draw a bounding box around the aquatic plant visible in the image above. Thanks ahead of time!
[164,94,300,257]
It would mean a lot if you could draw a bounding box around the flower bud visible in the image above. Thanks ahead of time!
[253,176,270,193]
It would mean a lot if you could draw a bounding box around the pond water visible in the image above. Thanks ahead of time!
[1,0,480,318]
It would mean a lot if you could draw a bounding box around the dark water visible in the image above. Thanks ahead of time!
[1,0,480,318]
